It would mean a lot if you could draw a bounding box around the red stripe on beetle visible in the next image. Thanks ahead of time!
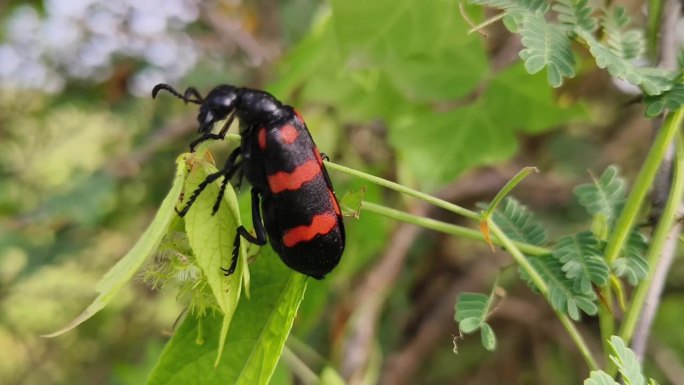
[279,124,299,144]
[258,128,267,149]
[328,189,341,215]
[294,109,304,122]
[267,159,321,193]
[283,213,337,247]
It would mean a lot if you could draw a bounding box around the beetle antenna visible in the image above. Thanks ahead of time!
[183,87,204,104]
[152,83,202,105]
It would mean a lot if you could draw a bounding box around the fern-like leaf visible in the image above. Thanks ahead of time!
[576,30,674,95]
[455,291,498,351]
[553,0,597,33]
[574,165,626,226]
[554,231,609,293]
[468,0,548,13]
[601,7,645,60]
[609,336,646,385]
[519,13,575,87]
[643,83,684,117]
[612,230,649,285]
[491,197,547,245]
[520,256,598,320]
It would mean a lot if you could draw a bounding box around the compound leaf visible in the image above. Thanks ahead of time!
[455,282,499,351]
[601,7,645,60]
[612,231,649,285]
[491,197,547,246]
[554,231,609,293]
[519,13,575,87]
[609,336,646,385]
[577,30,674,95]
[643,83,684,117]
[553,0,597,33]
[521,256,598,320]
[574,165,626,226]
[468,0,549,13]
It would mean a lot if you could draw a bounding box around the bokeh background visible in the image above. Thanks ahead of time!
[1,0,683,384]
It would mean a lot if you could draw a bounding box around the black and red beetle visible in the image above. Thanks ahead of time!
[152,84,345,279]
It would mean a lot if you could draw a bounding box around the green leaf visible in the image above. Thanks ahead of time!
[43,154,188,337]
[491,197,547,245]
[454,282,499,351]
[554,231,609,293]
[609,336,646,385]
[574,165,626,226]
[576,29,674,95]
[146,252,308,385]
[643,83,684,117]
[483,63,587,133]
[553,0,597,33]
[519,13,576,88]
[602,7,645,60]
[480,323,497,351]
[340,187,365,218]
[388,104,518,188]
[468,0,549,13]
[584,371,619,385]
[521,256,598,320]
[612,230,649,285]
[183,158,246,365]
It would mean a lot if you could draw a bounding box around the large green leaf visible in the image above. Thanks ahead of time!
[388,104,517,188]
[146,250,308,385]
[43,154,188,337]
[183,159,247,365]
[553,231,609,293]
[519,13,576,88]
[483,63,587,134]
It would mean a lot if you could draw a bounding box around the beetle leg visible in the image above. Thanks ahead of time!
[223,188,267,276]
[189,114,236,152]
[177,147,241,216]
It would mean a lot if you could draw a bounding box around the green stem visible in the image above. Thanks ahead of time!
[328,161,599,370]
[482,167,538,221]
[325,161,479,221]
[282,345,319,385]
[599,108,684,373]
[361,201,549,256]
[604,109,683,264]
[489,221,599,371]
[619,129,684,343]
[646,0,663,61]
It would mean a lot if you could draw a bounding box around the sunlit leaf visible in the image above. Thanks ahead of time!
[43,154,188,337]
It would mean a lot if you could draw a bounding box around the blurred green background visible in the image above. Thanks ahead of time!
[1,0,682,384]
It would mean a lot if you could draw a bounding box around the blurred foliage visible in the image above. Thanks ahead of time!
[1,1,683,385]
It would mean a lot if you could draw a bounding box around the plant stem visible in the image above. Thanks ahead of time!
[325,161,479,221]
[361,201,550,256]
[327,159,601,370]
[482,167,539,221]
[489,221,599,371]
[282,345,319,385]
[620,129,684,348]
[604,109,683,264]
